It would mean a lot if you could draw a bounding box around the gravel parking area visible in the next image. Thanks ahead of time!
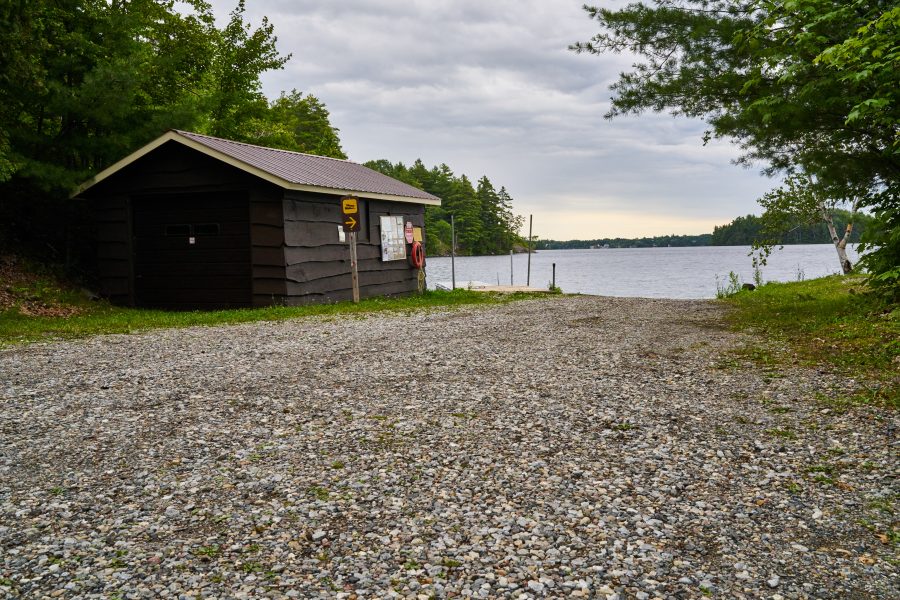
[1,296,897,599]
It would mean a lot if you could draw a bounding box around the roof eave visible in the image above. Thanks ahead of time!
[283,183,441,206]
[72,131,442,206]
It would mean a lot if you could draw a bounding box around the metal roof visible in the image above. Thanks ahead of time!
[73,130,441,205]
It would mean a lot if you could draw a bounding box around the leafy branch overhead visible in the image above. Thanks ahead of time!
[574,0,899,298]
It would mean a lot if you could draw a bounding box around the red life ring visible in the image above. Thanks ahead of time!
[409,241,425,268]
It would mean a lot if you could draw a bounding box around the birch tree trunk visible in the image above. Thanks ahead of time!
[819,202,854,275]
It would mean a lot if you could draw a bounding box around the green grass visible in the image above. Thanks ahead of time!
[612,422,635,431]
[0,289,547,346]
[805,464,838,486]
[784,480,803,494]
[308,486,330,501]
[724,275,899,408]
[239,562,262,574]
[765,427,797,440]
[194,545,221,558]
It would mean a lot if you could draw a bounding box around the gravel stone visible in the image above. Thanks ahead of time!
[1,296,896,598]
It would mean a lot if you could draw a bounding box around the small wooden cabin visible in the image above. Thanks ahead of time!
[73,130,440,310]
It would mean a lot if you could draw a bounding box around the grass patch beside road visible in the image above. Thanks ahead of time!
[0,289,543,346]
[724,275,899,408]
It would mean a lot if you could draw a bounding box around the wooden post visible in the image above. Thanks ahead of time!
[526,214,532,287]
[349,231,360,303]
[552,262,556,289]
[450,215,456,290]
[510,249,514,286]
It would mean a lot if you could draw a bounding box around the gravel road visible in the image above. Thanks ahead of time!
[1,296,897,599]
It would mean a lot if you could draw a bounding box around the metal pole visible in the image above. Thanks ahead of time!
[526,214,532,287]
[552,263,556,289]
[450,215,456,290]
[349,231,360,303]
[510,249,514,286]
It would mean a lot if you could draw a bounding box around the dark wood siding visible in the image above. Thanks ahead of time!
[132,192,251,310]
[94,195,132,304]
[249,187,287,306]
[282,192,425,304]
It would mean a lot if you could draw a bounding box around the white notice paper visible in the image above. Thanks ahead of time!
[380,215,407,261]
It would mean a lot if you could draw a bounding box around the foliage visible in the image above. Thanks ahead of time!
[201,1,289,142]
[710,210,870,246]
[862,206,900,300]
[715,271,743,299]
[725,275,899,408]
[248,90,346,158]
[816,6,900,152]
[752,172,863,273]
[364,160,524,255]
[573,0,900,297]
[711,217,761,247]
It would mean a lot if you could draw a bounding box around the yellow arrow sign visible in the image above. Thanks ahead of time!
[341,195,360,232]
[343,215,359,232]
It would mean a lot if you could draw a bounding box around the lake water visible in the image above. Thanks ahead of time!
[425,244,858,299]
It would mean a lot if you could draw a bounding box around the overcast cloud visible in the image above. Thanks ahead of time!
[208,0,777,239]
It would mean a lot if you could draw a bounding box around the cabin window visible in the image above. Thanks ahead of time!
[165,224,192,236]
[194,223,220,236]
[165,223,221,236]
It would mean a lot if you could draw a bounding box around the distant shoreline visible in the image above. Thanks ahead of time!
[537,209,867,250]
[437,242,844,258]
[536,240,851,250]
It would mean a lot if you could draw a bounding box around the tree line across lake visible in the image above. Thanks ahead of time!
[536,209,871,250]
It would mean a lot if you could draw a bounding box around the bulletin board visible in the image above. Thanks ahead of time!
[380,215,407,261]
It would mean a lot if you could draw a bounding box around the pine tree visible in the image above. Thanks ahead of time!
[364,159,523,256]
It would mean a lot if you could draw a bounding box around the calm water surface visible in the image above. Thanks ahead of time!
[425,245,858,299]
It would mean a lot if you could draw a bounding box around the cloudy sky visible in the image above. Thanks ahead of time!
[209,0,777,240]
